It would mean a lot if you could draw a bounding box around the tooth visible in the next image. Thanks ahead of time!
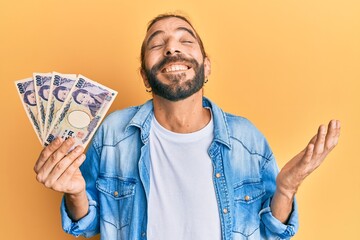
[164,64,187,72]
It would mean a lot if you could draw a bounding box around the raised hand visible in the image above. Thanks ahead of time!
[276,119,341,199]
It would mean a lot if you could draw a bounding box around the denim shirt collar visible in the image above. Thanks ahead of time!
[126,97,231,149]
[126,99,154,144]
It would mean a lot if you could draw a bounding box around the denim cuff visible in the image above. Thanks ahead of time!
[60,193,98,238]
[259,197,299,239]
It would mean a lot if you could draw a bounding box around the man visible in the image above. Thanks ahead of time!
[34,14,340,239]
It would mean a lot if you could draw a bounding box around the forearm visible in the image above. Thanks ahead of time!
[64,190,89,221]
[270,187,295,223]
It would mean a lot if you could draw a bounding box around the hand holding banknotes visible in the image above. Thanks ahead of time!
[15,72,118,221]
[34,137,89,221]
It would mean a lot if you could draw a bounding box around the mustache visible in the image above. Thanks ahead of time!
[151,54,199,73]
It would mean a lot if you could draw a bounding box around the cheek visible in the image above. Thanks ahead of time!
[144,52,162,70]
[193,51,204,64]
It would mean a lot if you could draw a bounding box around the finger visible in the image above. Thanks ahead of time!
[34,137,63,173]
[313,124,327,156]
[54,154,86,192]
[335,120,341,139]
[43,146,85,188]
[301,143,314,165]
[308,134,317,145]
[36,138,77,183]
[332,120,341,146]
[325,120,339,151]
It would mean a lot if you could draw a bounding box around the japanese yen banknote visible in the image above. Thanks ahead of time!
[15,73,118,148]
[15,78,43,143]
[44,72,77,141]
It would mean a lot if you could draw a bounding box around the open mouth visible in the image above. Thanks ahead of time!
[161,63,191,73]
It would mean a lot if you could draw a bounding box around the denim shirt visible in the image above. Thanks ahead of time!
[61,97,299,240]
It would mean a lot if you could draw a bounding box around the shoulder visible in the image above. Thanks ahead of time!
[225,112,261,137]
[92,104,144,146]
[102,105,140,127]
[224,112,273,159]
[204,97,268,149]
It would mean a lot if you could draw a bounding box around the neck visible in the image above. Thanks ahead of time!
[152,90,210,133]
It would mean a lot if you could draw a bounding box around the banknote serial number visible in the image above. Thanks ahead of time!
[35,75,42,86]
[17,83,25,94]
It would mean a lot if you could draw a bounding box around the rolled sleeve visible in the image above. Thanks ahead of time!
[259,197,299,239]
[60,192,99,238]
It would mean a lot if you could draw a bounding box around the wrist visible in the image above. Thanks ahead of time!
[276,171,302,200]
[275,186,296,202]
[275,176,299,201]
[65,189,86,199]
[64,190,89,221]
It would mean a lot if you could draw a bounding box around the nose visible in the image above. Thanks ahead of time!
[164,39,181,56]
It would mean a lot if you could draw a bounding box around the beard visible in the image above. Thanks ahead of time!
[143,55,205,101]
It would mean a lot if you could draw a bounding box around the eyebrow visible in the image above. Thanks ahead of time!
[146,26,197,46]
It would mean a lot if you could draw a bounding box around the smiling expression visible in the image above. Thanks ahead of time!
[141,17,210,101]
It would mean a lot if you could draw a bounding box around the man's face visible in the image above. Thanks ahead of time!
[142,17,210,101]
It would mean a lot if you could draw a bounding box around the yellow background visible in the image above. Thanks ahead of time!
[1,0,359,239]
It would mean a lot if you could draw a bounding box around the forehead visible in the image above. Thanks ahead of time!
[145,17,196,40]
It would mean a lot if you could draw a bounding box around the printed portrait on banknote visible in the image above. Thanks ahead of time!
[45,75,117,148]
[34,72,52,137]
[15,78,43,144]
[44,73,77,140]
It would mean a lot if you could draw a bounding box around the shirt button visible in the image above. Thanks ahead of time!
[215,173,221,178]
[114,191,119,197]
[223,208,228,214]
[141,232,146,237]
[244,195,250,201]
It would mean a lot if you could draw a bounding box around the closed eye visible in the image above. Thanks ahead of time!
[181,40,193,44]
[150,44,163,49]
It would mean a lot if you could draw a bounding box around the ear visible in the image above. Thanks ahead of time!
[204,57,211,78]
[140,68,151,88]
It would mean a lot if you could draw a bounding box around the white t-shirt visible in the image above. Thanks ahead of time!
[147,115,221,240]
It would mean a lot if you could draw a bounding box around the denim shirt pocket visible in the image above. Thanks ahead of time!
[96,175,137,229]
[232,178,266,236]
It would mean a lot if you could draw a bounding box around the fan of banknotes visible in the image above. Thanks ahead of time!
[15,72,118,148]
